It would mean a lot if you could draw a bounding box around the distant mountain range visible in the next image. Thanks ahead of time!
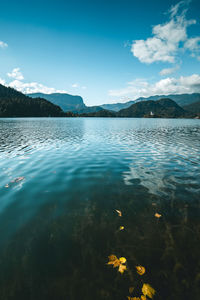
[27,92,86,112]
[0,84,199,118]
[28,92,200,114]
[183,101,200,115]
[28,92,103,114]
[100,93,200,111]
[80,98,195,118]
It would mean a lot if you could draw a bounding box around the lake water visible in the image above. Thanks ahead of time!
[0,118,199,300]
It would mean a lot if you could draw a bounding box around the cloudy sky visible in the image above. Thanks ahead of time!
[0,0,200,105]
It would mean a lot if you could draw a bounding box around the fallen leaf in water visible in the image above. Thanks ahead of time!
[115,209,122,217]
[129,286,134,294]
[119,226,124,230]
[155,213,162,218]
[107,254,127,274]
[136,265,146,275]
[142,283,155,299]
[108,254,117,262]
[107,255,120,268]
[119,257,126,264]
[152,203,156,206]
[118,264,127,274]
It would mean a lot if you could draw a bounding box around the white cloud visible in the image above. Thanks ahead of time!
[0,78,6,85]
[184,37,200,59]
[184,37,200,51]
[168,0,185,18]
[109,74,200,100]
[7,68,24,80]
[131,1,199,64]
[3,67,69,94]
[159,65,179,76]
[72,83,78,88]
[0,41,8,48]
[72,83,87,89]
[8,80,68,94]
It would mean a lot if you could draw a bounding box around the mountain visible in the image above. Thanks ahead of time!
[28,92,86,112]
[117,98,192,118]
[0,84,64,117]
[101,93,200,111]
[28,92,105,114]
[100,100,136,112]
[75,105,104,114]
[83,98,194,118]
[79,109,116,117]
[183,101,200,116]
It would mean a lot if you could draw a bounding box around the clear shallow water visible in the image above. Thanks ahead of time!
[0,118,200,300]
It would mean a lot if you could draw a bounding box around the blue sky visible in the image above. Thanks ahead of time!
[0,0,200,106]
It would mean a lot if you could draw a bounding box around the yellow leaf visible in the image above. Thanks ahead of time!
[113,260,121,268]
[108,255,117,262]
[136,265,146,275]
[115,209,122,217]
[118,264,127,274]
[108,254,127,273]
[129,286,134,294]
[119,257,126,264]
[107,255,120,268]
[119,226,124,230]
[141,296,147,300]
[155,213,162,218]
[142,283,155,299]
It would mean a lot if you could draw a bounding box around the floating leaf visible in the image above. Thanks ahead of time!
[107,255,120,268]
[129,287,134,294]
[119,257,126,264]
[142,283,155,299]
[107,254,127,274]
[155,213,162,218]
[118,264,127,274]
[136,265,146,275]
[119,226,124,230]
[115,209,122,217]
[108,255,117,262]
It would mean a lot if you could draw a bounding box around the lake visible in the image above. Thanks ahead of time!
[0,118,199,300]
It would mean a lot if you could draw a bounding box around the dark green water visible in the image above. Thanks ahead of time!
[0,118,199,300]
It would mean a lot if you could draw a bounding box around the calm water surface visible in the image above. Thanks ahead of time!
[0,118,199,300]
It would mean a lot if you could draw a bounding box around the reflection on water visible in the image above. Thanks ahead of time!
[0,118,199,300]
